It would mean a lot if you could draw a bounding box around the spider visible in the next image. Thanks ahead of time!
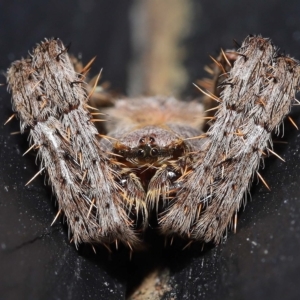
[6,35,300,251]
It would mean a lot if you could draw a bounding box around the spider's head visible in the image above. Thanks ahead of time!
[111,126,187,168]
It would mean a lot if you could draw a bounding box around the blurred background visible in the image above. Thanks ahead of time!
[1,1,300,299]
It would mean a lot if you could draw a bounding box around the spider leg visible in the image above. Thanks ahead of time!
[158,36,300,243]
[7,39,147,249]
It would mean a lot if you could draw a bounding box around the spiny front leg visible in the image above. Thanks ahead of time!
[159,36,300,243]
[7,38,147,249]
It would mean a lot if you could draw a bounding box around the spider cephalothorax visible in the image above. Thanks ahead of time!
[6,36,300,250]
[102,97,204,189]
[112,126,187,167]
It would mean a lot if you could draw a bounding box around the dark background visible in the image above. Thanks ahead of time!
[1,1,300,299]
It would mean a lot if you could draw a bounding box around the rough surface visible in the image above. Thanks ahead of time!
[1,1,300,300]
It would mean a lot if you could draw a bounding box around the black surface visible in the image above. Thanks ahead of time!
[1,1,300,300]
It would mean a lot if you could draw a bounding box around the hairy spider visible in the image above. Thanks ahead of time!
[6,35,300,250]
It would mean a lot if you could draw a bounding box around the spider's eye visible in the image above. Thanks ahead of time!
[167,171,176,178]
[137,149,145,157]
[150,148,159,157]
[119,178,127,187]
[149,136,155,143]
